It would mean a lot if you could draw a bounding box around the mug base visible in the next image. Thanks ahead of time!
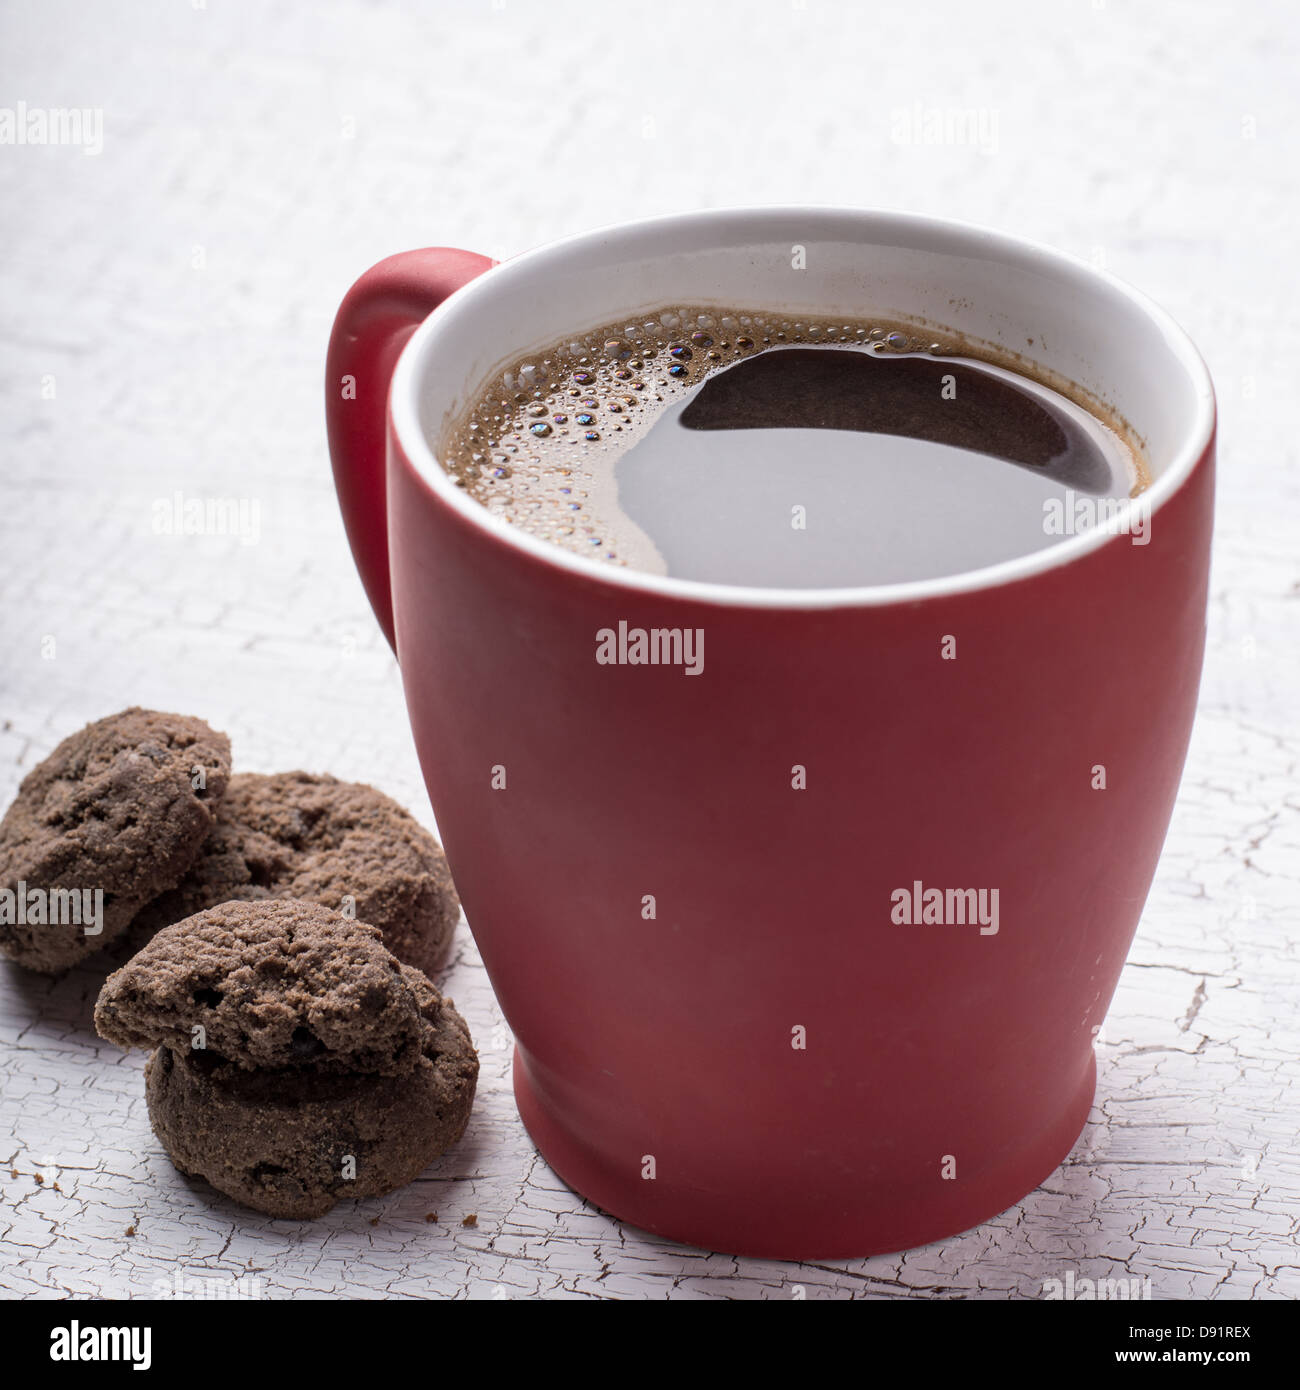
[512,1047,1098,1261]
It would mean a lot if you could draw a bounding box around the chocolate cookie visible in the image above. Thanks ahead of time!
[0,708,231,973]
[143,988,477,1219]
[96,899,478,1218]
[135,772,459,977]
[96,901,431,1075]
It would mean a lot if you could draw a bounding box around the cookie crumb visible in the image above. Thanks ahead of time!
[461,1213,477,1228]
[33,1173,44,1186]
[425,1212,438,1223]
[369,1216,381,1227]
[124,1225,136,1237]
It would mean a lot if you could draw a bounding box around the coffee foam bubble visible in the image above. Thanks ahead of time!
[437,307,1146,575]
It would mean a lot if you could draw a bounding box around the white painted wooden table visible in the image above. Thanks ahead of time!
[1,0,1296,1300]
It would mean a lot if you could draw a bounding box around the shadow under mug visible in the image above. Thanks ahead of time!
[325,208,1215,1260]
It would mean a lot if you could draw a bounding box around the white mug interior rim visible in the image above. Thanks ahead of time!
[388,206,1216,611]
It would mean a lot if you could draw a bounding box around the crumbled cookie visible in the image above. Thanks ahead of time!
[143,986,477,1218]
[134,772,459,976]
[0,708,230,972]
[95,900,431,1074]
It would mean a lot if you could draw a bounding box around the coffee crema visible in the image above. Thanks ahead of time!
[437,307,1148,588]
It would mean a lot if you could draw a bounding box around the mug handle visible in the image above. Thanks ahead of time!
[325,247,495,651]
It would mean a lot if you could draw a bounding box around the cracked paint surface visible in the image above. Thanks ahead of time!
[1,0,1297,1299]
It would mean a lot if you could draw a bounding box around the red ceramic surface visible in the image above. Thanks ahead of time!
[326,224,1214,1259]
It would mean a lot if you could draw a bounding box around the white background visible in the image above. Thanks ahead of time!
[1,0,1296,1299]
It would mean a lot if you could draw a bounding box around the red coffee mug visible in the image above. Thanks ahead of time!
[326,209,1215,1259]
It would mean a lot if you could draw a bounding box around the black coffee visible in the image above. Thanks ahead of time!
[439,308,1145,587]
